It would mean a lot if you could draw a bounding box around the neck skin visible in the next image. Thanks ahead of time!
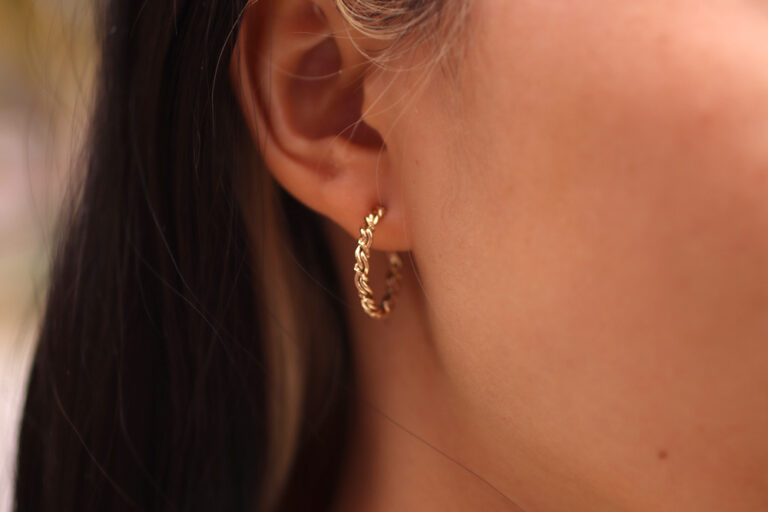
[322,219,525,512]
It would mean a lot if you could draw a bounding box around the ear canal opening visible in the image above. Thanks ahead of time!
[288,37,383,149]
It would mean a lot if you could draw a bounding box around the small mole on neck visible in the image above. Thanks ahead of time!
[657,449,668,460]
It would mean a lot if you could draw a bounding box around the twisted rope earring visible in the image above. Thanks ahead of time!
[354,205,403,319]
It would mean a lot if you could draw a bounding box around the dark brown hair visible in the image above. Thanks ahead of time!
[14,1,459,510]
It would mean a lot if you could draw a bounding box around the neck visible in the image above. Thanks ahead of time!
[322,219,524,512]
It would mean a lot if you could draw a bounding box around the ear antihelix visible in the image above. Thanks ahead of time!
[287,35,382,147]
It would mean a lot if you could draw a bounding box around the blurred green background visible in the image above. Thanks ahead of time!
[0,0,95,508]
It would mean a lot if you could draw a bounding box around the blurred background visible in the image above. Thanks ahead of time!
[0,0,95,508]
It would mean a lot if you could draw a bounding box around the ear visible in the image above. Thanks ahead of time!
[230,0,408,251]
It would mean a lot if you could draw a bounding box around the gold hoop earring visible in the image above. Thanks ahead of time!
[354,205,403,319]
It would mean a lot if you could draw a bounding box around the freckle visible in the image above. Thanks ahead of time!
[657,449,668,460]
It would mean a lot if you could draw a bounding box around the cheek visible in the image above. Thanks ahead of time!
[398,0,768,508]
[432,1,768,367]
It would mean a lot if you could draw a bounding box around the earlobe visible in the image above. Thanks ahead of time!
[230,0,409,251]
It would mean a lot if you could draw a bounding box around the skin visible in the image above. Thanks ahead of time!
[232,0,768,510]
